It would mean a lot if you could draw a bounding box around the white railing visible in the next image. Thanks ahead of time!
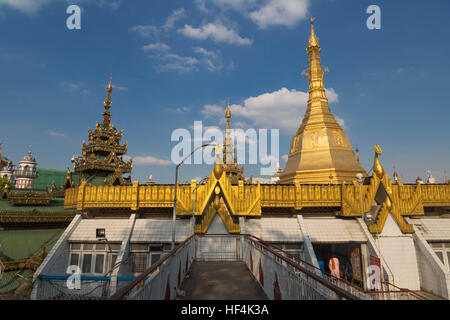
[34,234,422,300]
[111,235,196,300]
[111,235,363,300]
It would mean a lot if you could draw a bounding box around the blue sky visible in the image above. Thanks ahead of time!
[0,0,449,184]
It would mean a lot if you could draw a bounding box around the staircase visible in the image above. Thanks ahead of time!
[181,261,267,300]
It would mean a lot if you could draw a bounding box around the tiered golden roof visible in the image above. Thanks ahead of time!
[71,78,132,185]
[279,17,366,184]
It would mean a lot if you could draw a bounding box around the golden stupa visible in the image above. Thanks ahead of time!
[279,18,366,184]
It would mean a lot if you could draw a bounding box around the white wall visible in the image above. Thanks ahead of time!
[412,226,450,299]
[376,214,420,290]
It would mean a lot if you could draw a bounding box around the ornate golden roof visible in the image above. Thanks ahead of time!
[72,78,132,182]
[279,18,366,184]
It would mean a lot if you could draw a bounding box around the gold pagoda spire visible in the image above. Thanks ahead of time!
[225,99,231,129]
[278,18,366,184]
[221,100,244,184]
[103,75,113,124]
[307,17,320,49]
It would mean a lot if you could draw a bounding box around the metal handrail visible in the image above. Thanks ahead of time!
[109,234,368,300]
[239,234,360,300]
[376,281,427,300]
[109,235,195,300]
[243,234,367,295]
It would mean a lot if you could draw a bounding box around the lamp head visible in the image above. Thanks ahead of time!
[96,228,106,239]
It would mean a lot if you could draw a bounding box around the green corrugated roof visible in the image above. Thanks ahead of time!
[0,269,34,293]
[34,168,67,190]
[0,228,64,260]
[0,198,75,213]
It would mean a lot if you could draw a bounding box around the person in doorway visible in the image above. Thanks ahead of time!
[329,256,340,279]
[318,260,325,276]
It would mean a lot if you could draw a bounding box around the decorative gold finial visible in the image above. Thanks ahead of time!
[307,16,320,49]
[225,99,231,119]
[393,165,399,182]
[103,74,113,124]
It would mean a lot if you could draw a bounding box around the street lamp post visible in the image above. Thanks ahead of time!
[172,143,213,249]
[192,177,209,234]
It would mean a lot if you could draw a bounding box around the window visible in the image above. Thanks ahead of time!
[95,244,106,251]
[131,244,148,251]
[150,253,162,265]
[132,253,148,273]
[150,245,163,252]
[82,254,92,273]
[435,251,444,264]
[83,243,94,250]
[94,254,105,274]
[69,242,120,275]
[110,244,121,251]
[70,253,80,267]
[71,243,81,250]
[430,242,450,269]
[110,254,118,272]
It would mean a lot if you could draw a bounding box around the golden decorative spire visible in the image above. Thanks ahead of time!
[221,99,244,183]
[103,74,113,124]
[307,16,320,49]
[225,99,231,129]
[279,18,366,184]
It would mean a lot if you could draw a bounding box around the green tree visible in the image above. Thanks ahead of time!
[0,177,14,195]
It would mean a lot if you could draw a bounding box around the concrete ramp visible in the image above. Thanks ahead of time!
[181,261,267,300]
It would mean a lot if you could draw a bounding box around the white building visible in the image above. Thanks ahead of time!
[14,150,39,189]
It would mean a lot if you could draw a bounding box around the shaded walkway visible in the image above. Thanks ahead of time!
[181,261,268,300]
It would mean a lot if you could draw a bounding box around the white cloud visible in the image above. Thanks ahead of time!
[192,46,223,72]
[163,8,185,30]
[179,21,252,46]
[61,81,88,94]
[249,0,309,29]
[201,87,340,134]
[193,47,219,59]
[132,155,172,166]
[48,131,65,137]
[282,154,289,161]
[143,42,171,52]
[200,104,224,118]
[335,116,346,129]
[114,85,128,91]
[211,0,257,11]
[0,0,121,15]
[131,7,185,38]
[0,0,49,14]
[155,53,201,73]
[130,25,159,38]
[142,44,224,74]
[167,106,192,113]
[196,0,310,29]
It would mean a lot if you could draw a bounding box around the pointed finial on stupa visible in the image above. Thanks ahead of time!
[307,16,320,49]
[103,74,113,124]
[225,99,231,119]
[393,165,399,182]
[225,99,231,130]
